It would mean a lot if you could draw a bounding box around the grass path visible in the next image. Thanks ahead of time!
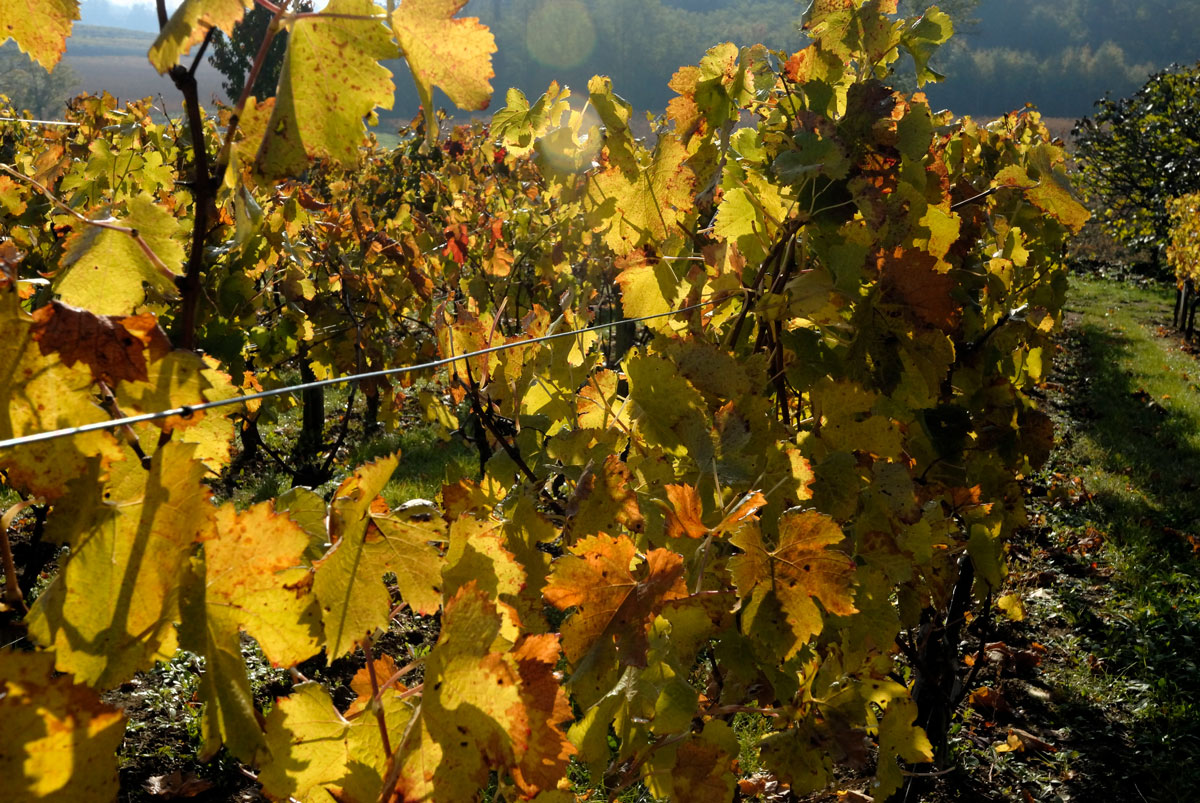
[942,276,1200,802]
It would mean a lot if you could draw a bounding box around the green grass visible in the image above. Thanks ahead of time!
[1007,275,1200,800]
[225,376,476,509]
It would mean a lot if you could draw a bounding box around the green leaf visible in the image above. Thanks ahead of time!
[899,6,952,87]
[491,83,570,157]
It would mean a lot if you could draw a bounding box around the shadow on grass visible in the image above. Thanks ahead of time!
[1045,314,1200,800]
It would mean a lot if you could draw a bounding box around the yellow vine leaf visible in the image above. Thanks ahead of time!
[614,253,683,330]
[0,293,123,501]
[873,697,933,798]
[114,351,238,469]
[441,514,527,637]
[390,586,515,801]
[0,0,78,70]
[544,533,688,667]
[624,351,710,456]
[565,454,645,538]
[181,501,322,762]
[728,510,857,656]
[258,0,397,177]
[26,441,215,688]
[391,0,497,144]
[644,720,740,803]
[258,680,412,803]
[149,0,250,73]
[389,584,569,801]
[54,193,185,315]
[584,135,696,255]
[314,455,444,658]
[0,649,126,802]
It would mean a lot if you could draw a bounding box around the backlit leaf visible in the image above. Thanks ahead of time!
[0,0,78,70]
[314,455,444,658]
[0,294,123,501]
[729,510,857,655]
[54,193,185,315]
[544,533,688,666]
[181,501,322,762]
[0,648,126,802]
[391,0,496,142]
[26,441,215,687]
[258,0,397,176]
[150,0,250,73]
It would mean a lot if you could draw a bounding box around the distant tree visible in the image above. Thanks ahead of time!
[1073,61,1200,269]
[0,44,80,118]
[208,2,312,101]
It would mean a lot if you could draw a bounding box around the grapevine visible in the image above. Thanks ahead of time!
[0,1,1087,801]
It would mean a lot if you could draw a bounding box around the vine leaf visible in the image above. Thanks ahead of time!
[899,6,953,86]
[258,680,412,803]
[565,455,645,538]
[0,0,78,70]
[663,483,709,539]
[873,696,933,798]
[877,245,960,332]
[510,633,577,796]
[0,648,126,801]
[149,0,249,73]
[313,454,444,659]
[644,720,740,803]
[441,515,528,636]
[728,510,857,656]
[26,441,215,688]
[390,0,496,142]
[30,301,171,385]
[389,583,538,801]
[584,135,696,255]
[259,0,397,177]
[0,294,123,501]
[543,533,687,667]
[54,193,185,315]
[180,501,322,762]
[491,82,570,156]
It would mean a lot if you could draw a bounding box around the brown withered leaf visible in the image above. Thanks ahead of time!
[877,246,959,332]
[31,300,171,385]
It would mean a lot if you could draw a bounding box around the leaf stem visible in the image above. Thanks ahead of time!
[0,164,178,284]
[0,500,38,613]
[362,638,393,758]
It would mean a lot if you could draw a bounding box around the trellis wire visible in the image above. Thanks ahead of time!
[0,301,712,451]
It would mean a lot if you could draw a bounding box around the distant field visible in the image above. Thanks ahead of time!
[63,25,229,112]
